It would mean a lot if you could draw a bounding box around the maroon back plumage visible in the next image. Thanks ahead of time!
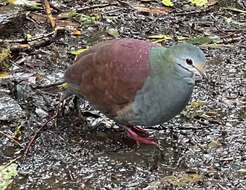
[65,39,160,117]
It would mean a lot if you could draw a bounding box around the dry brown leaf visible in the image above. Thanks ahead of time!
[72,29,82,36]
[207,0,218,6]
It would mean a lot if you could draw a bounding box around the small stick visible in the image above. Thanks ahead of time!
[8,28,64,52]
[76,3,118,13]
[0,155,22,171]
[23,112,58,158]
[32,81,65,89]
[42,0,56,29]
[0,131,22,147]
[49,2,64,12]
[173,6,214,16]
[0,31,55,43]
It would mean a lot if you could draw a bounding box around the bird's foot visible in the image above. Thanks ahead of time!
[124,126,157,146]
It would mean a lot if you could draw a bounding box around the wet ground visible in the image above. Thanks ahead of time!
[0,0,246,189]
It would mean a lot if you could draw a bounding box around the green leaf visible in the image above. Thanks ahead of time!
[79,14,100,23]
[181,101,207,118]
[149,34,187,43]
[161,0,174,7]
[148,34,172,39]
[188,0,208,6]
[26,34,33,40]
[71,48,88,55]
[186,35,220,45]
[68,11,77,18]
[199,44,234,48]
[106,28,119,38]
[0,164,18,190]
[0,72,10,79]
[67,11,100,23]
[61,82,67,89]
[191,101,207,108]
[225,17,245,26]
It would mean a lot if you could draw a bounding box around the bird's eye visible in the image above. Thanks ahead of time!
[186,58,193,65]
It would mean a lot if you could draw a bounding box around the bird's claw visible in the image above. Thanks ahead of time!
[124,126,157,146]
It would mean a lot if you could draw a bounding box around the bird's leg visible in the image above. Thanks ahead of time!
[130,126,149,135]
[124,126,157,146]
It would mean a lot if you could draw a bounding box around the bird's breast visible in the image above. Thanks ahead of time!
[131,73,195,126]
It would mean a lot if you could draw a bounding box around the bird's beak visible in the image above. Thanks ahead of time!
[192,63,207,79]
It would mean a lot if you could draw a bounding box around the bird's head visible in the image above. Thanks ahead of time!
[170,43,206,78]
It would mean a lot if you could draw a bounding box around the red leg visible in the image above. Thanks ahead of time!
[124,126,157,146]
[131,126,149,135]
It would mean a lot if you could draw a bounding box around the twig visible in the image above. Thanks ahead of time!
[178,125,211,130]
[9,27,64,52]
[76,3,118,13]
[49,2,64,12]
[220,155,246,161]
[173,6,214,16]
[0,155,22,171]
[0,31,55,43]
[23,112,58,158]
[32,81,65,89]
[42,0,56,29]
[116,0,135,9]
[218,183,227,190]
[0,131,22,147]
[219,29,246,33]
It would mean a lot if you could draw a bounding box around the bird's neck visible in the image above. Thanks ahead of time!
[149,46,176,76]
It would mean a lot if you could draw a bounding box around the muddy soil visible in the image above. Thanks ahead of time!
[0,0,246,189]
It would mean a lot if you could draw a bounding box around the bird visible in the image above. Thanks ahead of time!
[64,38,206,146]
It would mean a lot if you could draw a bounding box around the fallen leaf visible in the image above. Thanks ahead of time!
[148,34,187,43]
[0,48,11,71]
[161,173,202,186]
[226,17,246,25]
[188,0,208,6]
[71,48,88,55]
[0,72,10,78]
[207,0,218,6]
[205,111,217,116]
[148,34,173,40]
[191,101,207,108]
[0,164,18,190]
[161,0,174,7]
[181,101,207,118]
[26,34,33,39]
[106,28,119,38]
[187,35,220,45]
[13,125,23,141]
[199,44,234,48]
[72,28,82,36]
[208,140,221,150]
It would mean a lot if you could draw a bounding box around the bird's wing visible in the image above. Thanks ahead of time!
[65,39,159,116]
